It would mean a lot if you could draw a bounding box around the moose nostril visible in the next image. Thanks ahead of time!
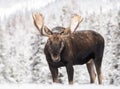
[53,55,58,59]
[51,54,60,62]
[53,53,58,57]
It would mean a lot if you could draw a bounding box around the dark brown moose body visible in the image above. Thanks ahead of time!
[32,14,104,85]
[45,29,104,66]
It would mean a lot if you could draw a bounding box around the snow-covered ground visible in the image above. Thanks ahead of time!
[0,0,120,87]
[0,84,120,89]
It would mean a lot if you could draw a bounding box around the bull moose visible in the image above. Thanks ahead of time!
[32,13,104,84]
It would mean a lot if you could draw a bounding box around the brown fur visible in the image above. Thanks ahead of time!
[32,13,104,84]
[44,27,104,84]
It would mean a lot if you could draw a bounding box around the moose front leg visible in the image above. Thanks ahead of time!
[49,66,59,83]
[66,63,74,84]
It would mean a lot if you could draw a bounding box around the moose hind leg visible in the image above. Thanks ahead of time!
[94,56,103,84]
[86,59,96,83]
[94,44,104,84]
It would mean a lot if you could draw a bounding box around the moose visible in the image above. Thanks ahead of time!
[32,13,104,85]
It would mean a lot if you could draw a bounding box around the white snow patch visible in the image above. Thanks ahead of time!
[0,84,120,89]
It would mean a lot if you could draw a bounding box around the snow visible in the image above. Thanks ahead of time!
[0,0,120,87]
[0,0,55,20]
[0,84,120,89]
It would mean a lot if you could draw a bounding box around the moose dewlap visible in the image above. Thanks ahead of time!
[32,13,104,85]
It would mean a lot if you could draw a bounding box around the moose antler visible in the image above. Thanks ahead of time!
[32,13,49,36]
[69,14,83,33]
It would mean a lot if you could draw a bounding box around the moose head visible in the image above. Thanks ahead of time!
[32,13,83,62]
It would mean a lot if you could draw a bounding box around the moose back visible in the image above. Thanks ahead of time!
[32,14,104,84]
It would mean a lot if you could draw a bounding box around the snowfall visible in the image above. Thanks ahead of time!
[0,0,120,89]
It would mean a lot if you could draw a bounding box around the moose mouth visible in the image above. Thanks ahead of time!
[51,54,61,62]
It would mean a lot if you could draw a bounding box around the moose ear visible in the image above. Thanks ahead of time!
[44,26,53,35]
[69,14,83,33]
